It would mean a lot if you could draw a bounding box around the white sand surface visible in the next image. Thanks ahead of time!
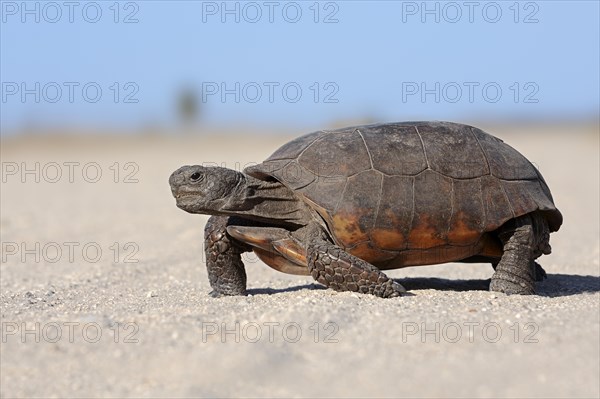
[1,124,598,398]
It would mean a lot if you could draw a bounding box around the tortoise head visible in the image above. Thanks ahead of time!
[169,165,243,214]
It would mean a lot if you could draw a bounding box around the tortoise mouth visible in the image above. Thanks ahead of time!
[172,187,202,200]
[173,193,199,212]
[174,192,196,199]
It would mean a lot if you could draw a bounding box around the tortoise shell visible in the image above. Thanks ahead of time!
[245,122,562,269]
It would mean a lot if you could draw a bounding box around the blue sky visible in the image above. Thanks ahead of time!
[1,0,599,133]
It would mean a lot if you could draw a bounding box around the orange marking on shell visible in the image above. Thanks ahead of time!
[447,213,481,245]
[331,211,370,247]
[370,228,405,251]
[347,241,396,264]
[408,214,447,249]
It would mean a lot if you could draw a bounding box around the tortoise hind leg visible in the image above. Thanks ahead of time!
[490,214,540,294]
[305,224,406,298]
[492,261,547,282]
[204,215,251,297]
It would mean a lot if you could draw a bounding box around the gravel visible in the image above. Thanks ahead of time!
[1,125,598,398]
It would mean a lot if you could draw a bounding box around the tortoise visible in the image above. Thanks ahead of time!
[169,121,562,298]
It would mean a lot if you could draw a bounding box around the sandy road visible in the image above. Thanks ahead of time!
[1,124,598,398]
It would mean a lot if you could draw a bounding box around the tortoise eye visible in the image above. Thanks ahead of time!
[190,172,201,181]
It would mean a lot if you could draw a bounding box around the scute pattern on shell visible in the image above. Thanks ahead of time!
[244,122,562,266]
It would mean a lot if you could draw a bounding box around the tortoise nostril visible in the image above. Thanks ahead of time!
[170,167,188,187]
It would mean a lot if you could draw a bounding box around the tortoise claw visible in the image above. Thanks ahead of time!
[390,281,408,296]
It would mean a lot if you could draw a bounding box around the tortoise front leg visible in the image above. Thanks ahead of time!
[305,224,406,298]
[204,215,250,297]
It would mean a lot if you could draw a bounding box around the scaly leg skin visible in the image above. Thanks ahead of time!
[305,225,406,298]
[490,215,538,295]
[204,215,250,297]
[492,261,547,282]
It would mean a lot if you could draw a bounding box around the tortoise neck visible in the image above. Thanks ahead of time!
[219,174,311,226]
